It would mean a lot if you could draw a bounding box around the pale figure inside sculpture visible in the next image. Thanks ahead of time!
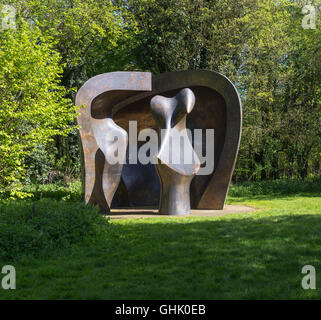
[150,88,201,215]
[76,71,242,212]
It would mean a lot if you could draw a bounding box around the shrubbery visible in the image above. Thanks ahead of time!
[0,181,82,201]
[0,199,109,261]
[0,19,76,196]
[229,178,321,198]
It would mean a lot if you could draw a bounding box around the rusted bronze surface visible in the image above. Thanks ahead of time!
[75,72,152,211]
[153,71,242,209]
[76,70,241,212]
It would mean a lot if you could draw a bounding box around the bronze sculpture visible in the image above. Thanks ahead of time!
[75,72,152,212]
[150,88,200,215]
[76,70,242,214]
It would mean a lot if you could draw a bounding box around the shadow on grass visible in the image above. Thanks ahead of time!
[2,212,321,299]
[0,178,320,299]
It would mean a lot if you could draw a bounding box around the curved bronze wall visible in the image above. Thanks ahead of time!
[76,70,242,211]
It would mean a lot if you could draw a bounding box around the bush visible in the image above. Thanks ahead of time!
[0,20,75,194]
[0,199,109,261]
[0,181,82,201]
[229,177,321,198]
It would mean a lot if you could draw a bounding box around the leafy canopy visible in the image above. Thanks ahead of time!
[0,17,75,195]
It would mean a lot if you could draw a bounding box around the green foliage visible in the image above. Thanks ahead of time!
[24,137,81,185]
[126,0,321,181]
[0,180,81,201]
[235,0,321,181]
[0,198,108,261]
[0,0,320,190]
[0,180,320,299]
[124,0,253,74]
[229,177,321,198]
[23,143,65,185]
[0,1,320,299]
[10,0,139,87]
[20,181,82,202]
[2,0,139,184]
[0,17,75,194]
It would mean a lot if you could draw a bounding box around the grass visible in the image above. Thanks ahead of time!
[0,178,320,299]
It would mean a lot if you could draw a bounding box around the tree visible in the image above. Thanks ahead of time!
[236,0,321,180]
[126,0,321,180]
[5,0,139,183]
[0,18,75,196]
[1,0,319,189]
[123,0,255,77]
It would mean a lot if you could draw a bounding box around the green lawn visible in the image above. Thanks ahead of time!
[0,179,320,299]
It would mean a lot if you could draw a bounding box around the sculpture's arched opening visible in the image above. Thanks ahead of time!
[110,86,227,209]
[76,70,241,212]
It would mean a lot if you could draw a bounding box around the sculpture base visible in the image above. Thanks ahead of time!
[107,205,256,219]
